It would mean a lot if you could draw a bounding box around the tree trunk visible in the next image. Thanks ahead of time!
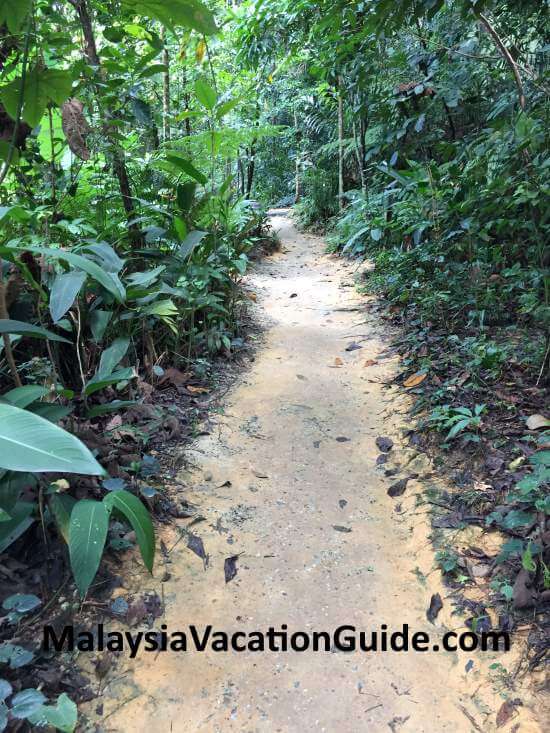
[478,13,525,110]
[245,141,256,197]
[337,76,345,211]
[161,27,170,142]
[294,110,301,202]
[68,0,142,244]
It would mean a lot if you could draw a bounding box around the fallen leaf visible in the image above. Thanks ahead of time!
[94,652,112,680]
[403,372,427,388]
[363,359,378,367]
[334,357,344,367]
[105,414,122,431]
[426,593,443,623]
[496,700,519,728]
[158,367,191,387]
[187,533,209,568]
[526,414,550,430]
[187,385,209,394]
[456,371,471,386]
[224,555,239,583]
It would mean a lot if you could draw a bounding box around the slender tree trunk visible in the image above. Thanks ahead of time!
[246,141,256,197]
[358,116,368,194]
[294,110,301,202]
[181,67,191,136]
[0,278,22,387]
[67,0,142,243]
[337,76,345,211]
[161,27,170,142]
[478,13,525,110]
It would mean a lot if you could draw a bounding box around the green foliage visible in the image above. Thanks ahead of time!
[0,403,104,474]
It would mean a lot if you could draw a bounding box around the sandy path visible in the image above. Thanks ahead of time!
[97,212,540,732]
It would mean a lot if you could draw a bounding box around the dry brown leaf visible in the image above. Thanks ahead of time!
[526,414,550,430]
[334,357,343,367]
[403,372,427,388]
[456,371,471,386]
[187,385,209,394]
[363,359,378,367]
[496,700,517,728]
[158,367,190,387]
[61,99,91,160]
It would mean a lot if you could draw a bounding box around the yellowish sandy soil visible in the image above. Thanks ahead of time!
[88,212,548,732]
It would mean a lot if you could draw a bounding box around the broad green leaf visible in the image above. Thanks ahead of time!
[104,490,155,571]
[10,245,125,302]
[176,181,196,212]
[215,97,240,119]
[2,385,49,408]
[0,471,35,514]
[0,502,34,553]
[96,337,130,378]
[142,299,179,317]
[0,403,105,474]
[11,688,46,719]
[69,500,110,597]
[178,230,207,257]
[89,310,112,342]
[0,680,12,701]
[370,228,382,241]
[0,319,71,344]
[125,0,217,35]
[173,216,187,242]
[79,242,125,273]
[125,266,165,288]
[86,400,136,418]
[0,205,30,223]
[163,154,207,184]
[194,78,217,110]
[0,68,72,128]
[35,694,78,733]
[29,403,72,422]
[84,367,136,396]
[0,642,33,668]
[446,418,471,441]
[0,0,32,32]
[49,494,76,544]
[49,271,87,323]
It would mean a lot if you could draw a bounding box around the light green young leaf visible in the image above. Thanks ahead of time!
[194,78,217,110]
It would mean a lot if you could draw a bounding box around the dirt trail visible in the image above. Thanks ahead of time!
[97,212,544,732]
